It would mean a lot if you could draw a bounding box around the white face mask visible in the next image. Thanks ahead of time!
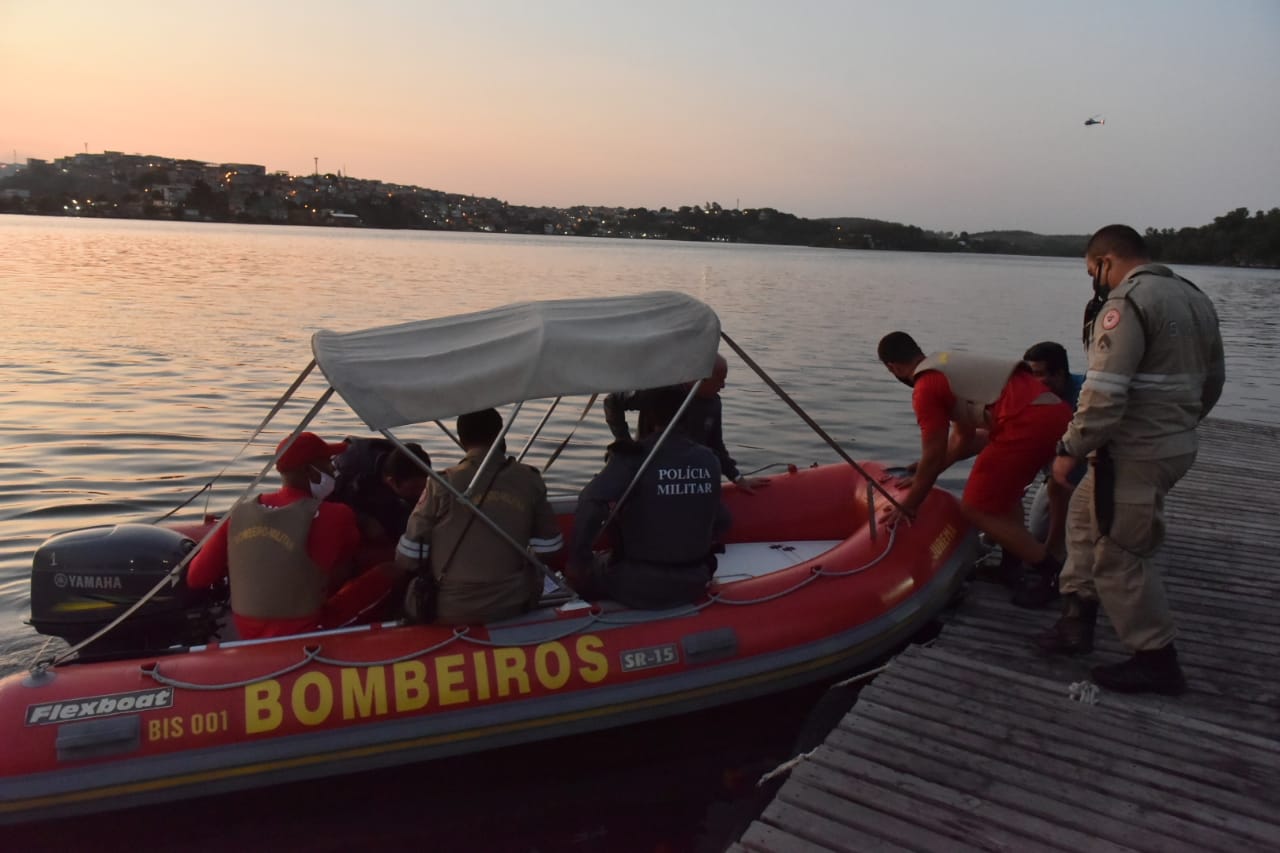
[309,468,337,501]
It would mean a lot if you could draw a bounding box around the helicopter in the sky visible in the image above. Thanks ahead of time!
[1084,114,1105,126]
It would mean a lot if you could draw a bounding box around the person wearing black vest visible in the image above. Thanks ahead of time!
[571,386,731,609]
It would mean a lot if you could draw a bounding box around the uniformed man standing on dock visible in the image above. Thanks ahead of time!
[1037,225,1225,695]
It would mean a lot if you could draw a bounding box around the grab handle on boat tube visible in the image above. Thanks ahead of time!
[719,332,909,515]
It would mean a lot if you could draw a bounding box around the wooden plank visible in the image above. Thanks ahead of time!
[777,778,994,853]
[857,676,1280,800]
[928,639,1280,738]
[759,799,915,853]
[740,820,840,853]
[941,598,1280,685]
[956,581,1280,635]
[941,617,1280,686]
[946,602,1280,663]
[887,647,1280,758]
[848,696,1280,835]
[735,419,1280,853]
[951,588,1280,653]
[792,756,1120,853]
[822,725,1216,853]
[830,719,1274,853]
[863,659,1280,790]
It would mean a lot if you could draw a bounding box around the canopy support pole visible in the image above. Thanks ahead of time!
[541,394,597,473]
[152,359,319,523]
[719,331,907,515]
[465,401,523,498]
[593,380,704,546]
[518,397,561,463]
[46,383,336,669]
[379,426,562,591]
[433,420,462,449]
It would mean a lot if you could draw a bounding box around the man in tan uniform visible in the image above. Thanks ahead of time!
[395,408,562,625]
[1037,225,1225,695]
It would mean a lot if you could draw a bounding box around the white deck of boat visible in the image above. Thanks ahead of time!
[732,418,1280,852]
[714,540,845,582]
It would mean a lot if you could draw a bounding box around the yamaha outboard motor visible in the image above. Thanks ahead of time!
[30,523,224,656]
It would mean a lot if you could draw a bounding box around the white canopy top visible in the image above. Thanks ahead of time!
[312,291,722,430]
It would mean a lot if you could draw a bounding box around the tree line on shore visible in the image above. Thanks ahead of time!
[2,163,1276,267]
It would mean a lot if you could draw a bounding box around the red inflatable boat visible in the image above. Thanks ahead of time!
[0,292,974,823]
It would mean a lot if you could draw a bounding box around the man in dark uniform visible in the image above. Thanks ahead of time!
[604,354,767,493]
[571,386,732,609]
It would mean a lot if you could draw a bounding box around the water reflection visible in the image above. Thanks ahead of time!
[0,217,1276,845]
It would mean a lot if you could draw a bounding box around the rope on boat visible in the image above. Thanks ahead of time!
[707,521,902,607]
[755,748,818,787]
[141,646,323,691]
[135,515,915,689]
[830,661,891,688]
[309,631,462,668]
[450,612,608,647]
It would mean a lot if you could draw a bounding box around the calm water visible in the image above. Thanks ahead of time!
[1,216,1277,849]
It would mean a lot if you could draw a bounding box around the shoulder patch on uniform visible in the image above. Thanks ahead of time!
[1096,334,1111,353]
[1101,309,1121,331]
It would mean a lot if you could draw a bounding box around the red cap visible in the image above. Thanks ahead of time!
[275,432,348,472]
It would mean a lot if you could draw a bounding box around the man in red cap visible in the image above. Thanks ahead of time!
[187,431,364,639]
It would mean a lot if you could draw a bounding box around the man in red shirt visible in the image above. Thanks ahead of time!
[877,332,1071,581]
[187,432,363,639]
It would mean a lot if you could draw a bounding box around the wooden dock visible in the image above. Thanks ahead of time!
[732,418,1280,853]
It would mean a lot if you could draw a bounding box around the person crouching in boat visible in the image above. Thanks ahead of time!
[186,432,363,640]
[877,333,1072,583]
[394,409,564,625]
[334,438,432,548]
[568,386,732,609]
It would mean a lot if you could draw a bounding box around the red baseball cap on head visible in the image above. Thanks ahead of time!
[275,432,348,472]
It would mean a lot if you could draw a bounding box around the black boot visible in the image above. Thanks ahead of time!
[1011,555,1062,609]
[1091,644,1187,696]
[1033,593,1098,655]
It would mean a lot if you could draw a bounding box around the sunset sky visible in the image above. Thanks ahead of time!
[2,0,1278,233]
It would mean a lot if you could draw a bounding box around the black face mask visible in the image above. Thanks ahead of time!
[1091,260,1110,302]
[1082,261,1108,347]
